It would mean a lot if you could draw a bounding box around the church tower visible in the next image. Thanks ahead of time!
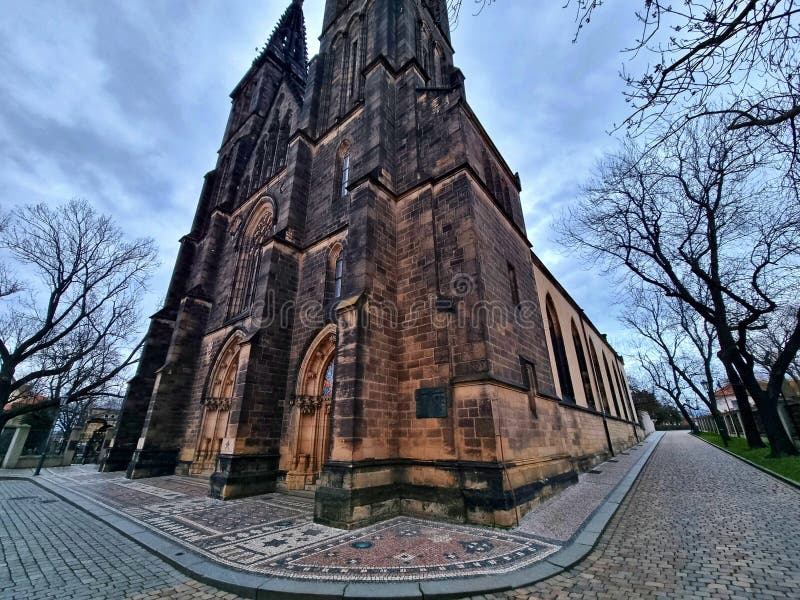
[106,0,641,529]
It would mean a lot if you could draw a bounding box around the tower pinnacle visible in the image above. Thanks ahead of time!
[255,0,308,79]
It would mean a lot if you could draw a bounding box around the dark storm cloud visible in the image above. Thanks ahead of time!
[0,0,642,348]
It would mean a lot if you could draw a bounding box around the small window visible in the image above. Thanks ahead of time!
[520,358,539,418]
[349,41,359,100]
[334,253,344,298]
[507,263,520,306]
[340,149,351,197]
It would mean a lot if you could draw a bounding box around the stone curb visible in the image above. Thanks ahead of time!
[0,433,664,599]
[691,433,800,491]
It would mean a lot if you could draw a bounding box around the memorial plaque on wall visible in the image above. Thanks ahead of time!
[415,387,448,418]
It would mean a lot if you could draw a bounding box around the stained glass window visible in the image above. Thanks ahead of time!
[322,359,335,398]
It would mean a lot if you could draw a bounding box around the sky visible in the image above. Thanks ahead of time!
[0,1,645,361]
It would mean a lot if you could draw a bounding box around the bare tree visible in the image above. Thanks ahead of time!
[0,213,21,299]
[624,288,717,440]
[637,348,700,434]
[54,398,94,453]
[0,200,157,429]
[562,117,800,455]
[674,298,766,447]
[447,0,494,28]
[569,0,800,153]
[754,305,800,390]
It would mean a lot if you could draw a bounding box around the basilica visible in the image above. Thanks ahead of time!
[104,0,642,529]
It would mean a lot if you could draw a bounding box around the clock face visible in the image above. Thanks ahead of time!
[322,359,335,398]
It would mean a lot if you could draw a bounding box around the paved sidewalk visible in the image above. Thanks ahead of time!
[483,431,800,600]
[0,480,242,600]
[1,435,660,598]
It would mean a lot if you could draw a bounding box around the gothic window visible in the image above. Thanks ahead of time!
[482,151,494,195]
[521,359,539,418]
[434,45,446,86]
[545,295,575,402]
[611,360,630,420]
[589,342,611,414]
[254,140,266,186]
[215,155,230,206]
[502,184,512,216]
[322,359,335,398]
[602,353,622,417]
[349,41,359,101]
[228,205,274,317]
[276,110,292,171]
[328,244,345,300]
[321,46,336,127]
[239,176,250,203]
[334,254,344,298]
[338,143,351,197]
[615,362,636,420]
[571,321,596,410]
[507,262,520,306]
[263,117,280,182]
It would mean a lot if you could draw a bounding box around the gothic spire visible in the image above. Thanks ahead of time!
[256,0,308,80]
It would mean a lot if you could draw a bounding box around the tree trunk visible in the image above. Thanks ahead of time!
[0,373,11,414]
[724,361,766,449]
[756,388,798,457]
[709,405,731,446]
[674,400,699,433]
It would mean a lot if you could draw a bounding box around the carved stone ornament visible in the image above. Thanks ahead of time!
[290,395,323,414]
[229,215,243,237]
[201,396,233,411]
[253,212,274,245]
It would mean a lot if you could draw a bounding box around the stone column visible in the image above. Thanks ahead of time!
[61,428,83,466]
[1,425,31,469]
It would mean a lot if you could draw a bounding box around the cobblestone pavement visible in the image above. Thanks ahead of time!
[0,480,244,599]
[32,467,566,581]
[470,431,800,600]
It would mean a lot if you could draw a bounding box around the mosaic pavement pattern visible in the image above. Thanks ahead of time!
[39,467,560,582]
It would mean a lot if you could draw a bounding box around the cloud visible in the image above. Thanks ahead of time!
[0,1,642,352]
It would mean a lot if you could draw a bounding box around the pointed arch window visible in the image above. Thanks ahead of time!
[228,206,274,317]
[545,296,575,402]
[507,262,520,306]
[275,110,292,171]
[615,361,636,421]
[571,321,596,410]
[521,358,539,418]
[589,342,611,414]
[322,358,335,398]
[338,143,351,198]
[262,117,280,183]
[328,244,345,300]
[349,41,359,101]
[602,353,622,418]
[215,155,230,206]
[611,360,630,420]
[334,254,344,298]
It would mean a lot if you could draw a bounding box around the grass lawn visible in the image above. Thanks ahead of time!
[696,432,800,484]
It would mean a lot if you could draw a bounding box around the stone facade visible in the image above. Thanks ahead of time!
[103,0,642,529]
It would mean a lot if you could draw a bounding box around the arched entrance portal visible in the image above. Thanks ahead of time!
[286,326,336,490]
[192,340,240,475]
